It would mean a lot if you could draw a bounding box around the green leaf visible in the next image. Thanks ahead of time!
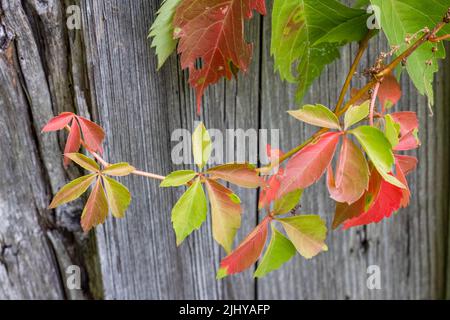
[65,153,99,172]
[351,126,394,173]
[273,189,303,215]
[49,174,97,208]
[102,163,135,176]
[371,0,450,106]
[271,0,369,101]
[351,126,405,188]
[205,179,241,253]
[171,178,207,245]
[354,0,370,8]
[102,176,131,218]
[384,114,400,148]
[288,104,341,129]
[314,14,372,46]
[254,225,296,278]
[192,122,212,170]
[344,100,370,130]
[148,0,182,69]
[278,215,328,259]
[160,170,197,187]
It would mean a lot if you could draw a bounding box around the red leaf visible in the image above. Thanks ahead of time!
[63,119,82,167]
[278,132,342,197]
[390,111,418,136]
[390,112,420,151]
[173,0,266,113]
[395,159,410,208]
[327,137,369,204]
[218,216,270,277]
[343,172,403,229]
[378,74,402,110]
[42,112,74,132]
[332,166,382,229]
[259,168,284,209]
[77,116,105,154]
[259,145,285,208]
[394,154,417,208]
[394,131,420,151]
[395,154,418,176]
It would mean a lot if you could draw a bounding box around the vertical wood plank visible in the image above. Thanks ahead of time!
[82,0,262,299]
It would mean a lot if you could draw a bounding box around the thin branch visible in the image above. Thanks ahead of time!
[260,10,450,173]
[335,30,375,113]
[369,82,381,126]
[64,125,166,181]
[429,34,450,42]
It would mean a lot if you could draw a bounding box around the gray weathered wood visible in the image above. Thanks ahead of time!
[1,0,449,299]
[81,0,262,299]
[0,0,102,299]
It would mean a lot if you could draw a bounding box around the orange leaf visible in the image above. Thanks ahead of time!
[278,132,342,197]
[207,163,263,188]
[173,0,266,112]
[81,178,109,232]
[204,179,242,253]
[217,216,270,278]
[327,137,369,204]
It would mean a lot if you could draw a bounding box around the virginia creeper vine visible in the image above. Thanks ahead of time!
[43,2,450,279]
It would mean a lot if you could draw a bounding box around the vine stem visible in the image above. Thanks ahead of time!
[369,82,381,126]
[429,34,450,42]
[64,125,166,181]
[260,11,450,173]
[60,9,450,181]
[335,30,375,113]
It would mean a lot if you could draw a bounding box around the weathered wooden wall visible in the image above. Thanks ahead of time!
[0,0,449,299]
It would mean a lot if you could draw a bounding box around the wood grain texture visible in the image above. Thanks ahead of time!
[81,0,262,299]
[1,0,449,300]
[0,0,102,299]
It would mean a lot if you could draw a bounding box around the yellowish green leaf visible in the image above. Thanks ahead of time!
[344,100,370,130]
[65,153,99,172]
[192,122,211,170]
[254,225,296,278]
[160,170,197,187]
[102,176,131,218]
[384,114,400,148]
[288,104,341,129]
[49,174,97,209]
[171,178,207,245]
[273,189,303,215]
[102,163,135,176]
[278,215,328,259]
